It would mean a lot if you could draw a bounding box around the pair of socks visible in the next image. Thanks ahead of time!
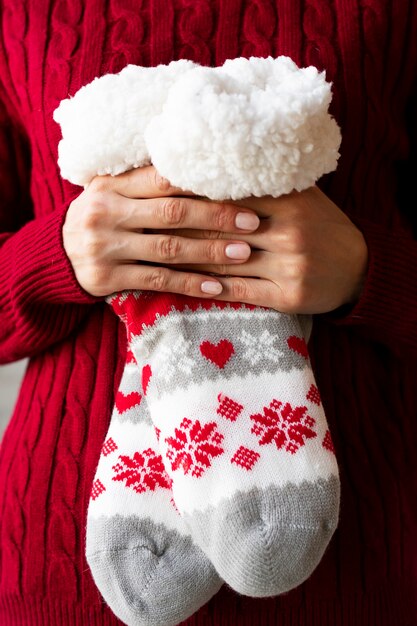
[86,291,340,626]
[53,56,343,626]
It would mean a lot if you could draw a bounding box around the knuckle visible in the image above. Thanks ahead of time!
[152,169,172,193]
[288,257,309,281]
[213,264,228,276]
[82,197,108,229]
[212,204,230,231]
[88,175,112,194]
[205,240,220,263]
[160,197,186,226]
[205,229,223,240]
[297,258,309,279]
[83,233,104,259]
[285,291,301,312]
[180,273,195,296]
[84,265,111,294]
[157,235,181,261]
[285,227,306,253]
[147,268,168,292]
[285,284,308,312]
[231,278,250,301]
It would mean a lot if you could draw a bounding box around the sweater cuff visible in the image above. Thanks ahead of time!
[8,204,100,305]
[323,217,417,347]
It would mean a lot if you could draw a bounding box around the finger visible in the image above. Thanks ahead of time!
[95,165,192,199]
[113,194,261,234]
[230,193,296,218]
[158,218,271,248]
[110,264,224,297]
[116,233,252,265]
[172,250,274,277]
[208,275,282,308]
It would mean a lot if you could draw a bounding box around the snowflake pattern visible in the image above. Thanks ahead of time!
[239,329,284,364]
[154,336,194,383]
[102,438,118,457]
[231,446,260,470]
[91,479,106,501]
[165,418,224,477]
[306,384,321,405]
[112,448,172,493]
[250,398,317,454]
[322,429,335,454]
[217,393,244,421]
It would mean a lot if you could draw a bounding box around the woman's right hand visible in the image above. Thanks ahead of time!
[63,166,260,298]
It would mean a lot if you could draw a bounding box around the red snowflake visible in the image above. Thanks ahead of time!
[250,399,317,454]
[112,448,172,493]
[165,418,224,478]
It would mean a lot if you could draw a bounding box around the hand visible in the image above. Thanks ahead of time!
[172,186,368,314]
[62,166,260,297]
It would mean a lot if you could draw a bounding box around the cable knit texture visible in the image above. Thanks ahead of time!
[0,1,416,625]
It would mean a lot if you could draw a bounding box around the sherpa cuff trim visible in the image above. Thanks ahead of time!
[53,56,341,200]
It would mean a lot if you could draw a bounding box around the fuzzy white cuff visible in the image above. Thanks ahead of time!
[53,56,341,200]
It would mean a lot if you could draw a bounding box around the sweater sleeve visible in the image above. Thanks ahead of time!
[0,97,100,364]
[326,218,417,355]
[324,89,417,357]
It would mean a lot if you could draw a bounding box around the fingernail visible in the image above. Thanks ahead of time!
[235,212,260,230]
[225,243,250,259]
[201,281,223,295]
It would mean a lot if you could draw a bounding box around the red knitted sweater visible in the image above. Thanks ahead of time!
[1,1,417,625]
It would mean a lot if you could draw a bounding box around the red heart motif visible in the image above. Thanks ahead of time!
[287,335,309,359]
[116,391,142,413]
[142,364,152,395]
[200,339,234,369]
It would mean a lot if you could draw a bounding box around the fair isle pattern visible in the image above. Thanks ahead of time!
[108,286,340,598]
[102,438,118,457]
[97,371,335,511]
[112,448,172,494]
[93,302,340,600]
[307,383,322,405]
[109,291,339,519]
[91,479,106,502]
[86,356,223,624]
[217,394,244,421]
[162,394,324,479]
[166,418,225,478]
[88,387,184,533]
[89,421,183,529]
[231,446,260,470]
[250,398,317,454]
[143,366,337,515]
[137,348,340,597]
[128,304,310,397]
[113,361,153,425]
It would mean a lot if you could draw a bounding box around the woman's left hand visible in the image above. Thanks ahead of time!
[170,186,368,314]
